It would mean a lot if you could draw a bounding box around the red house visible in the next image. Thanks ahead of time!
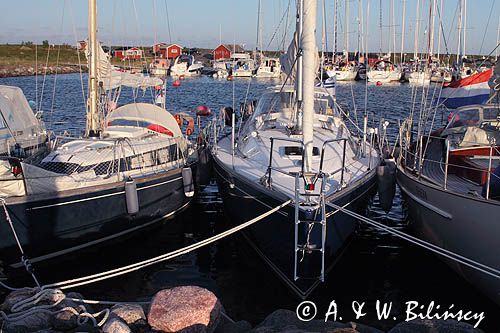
[114,47,144,60]
[153,43,183,59]
[213,44,245,61]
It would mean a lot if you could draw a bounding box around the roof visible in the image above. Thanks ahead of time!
[214,44,245,53]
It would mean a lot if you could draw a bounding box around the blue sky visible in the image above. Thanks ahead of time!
[1,0,499,55]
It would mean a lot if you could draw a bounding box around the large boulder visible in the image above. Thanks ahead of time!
[51,309,79,331]
[148,286,222,333]
[388,319,484,333]
[110,303,146,325]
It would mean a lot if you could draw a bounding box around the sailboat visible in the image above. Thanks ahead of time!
[254,0,282,79]
[397,60,500,304]
[212,0,379,298]
[0,0,198,270]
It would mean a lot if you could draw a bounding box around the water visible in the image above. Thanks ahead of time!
[1,74,499,331]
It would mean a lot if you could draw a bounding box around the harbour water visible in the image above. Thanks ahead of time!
[1,74,499,331]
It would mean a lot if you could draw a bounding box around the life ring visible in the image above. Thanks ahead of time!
[175,113,195,136]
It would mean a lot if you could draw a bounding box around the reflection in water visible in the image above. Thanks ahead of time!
[0,75,498,330]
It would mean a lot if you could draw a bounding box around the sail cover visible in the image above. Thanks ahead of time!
[0,86,42,135]
[86,41,162,90]
[280,32,320,83]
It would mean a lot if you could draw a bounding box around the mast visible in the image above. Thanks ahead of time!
[87,0,100,137]
[344,0,349,62]
[378,0,382,56]
[414,0,420,61]
[255,0,262,63]
[437,0,443,62]
[457,0,462,66]
[333,0,338,61]
[462,0,467,60]
[321,0,326,75]
[401,0,406,63]
[302,0,317,173]
[391,0,396,63]
[296,0,304,105]
[496,16,500,62]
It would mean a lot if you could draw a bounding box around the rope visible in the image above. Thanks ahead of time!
[0,199,40,288]
[0,288,110,327]
[42,200,291,290]
[326,202,500,281]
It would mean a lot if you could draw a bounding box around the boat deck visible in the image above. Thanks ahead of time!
[420,139,486,196]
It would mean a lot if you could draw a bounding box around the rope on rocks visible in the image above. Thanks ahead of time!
[0,199,41,288]
[0,288,110,327]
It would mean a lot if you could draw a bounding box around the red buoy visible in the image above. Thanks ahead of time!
[196,105,211,116]
[376,81,383,86]
[227,75,233,81]
[173,79,181,87]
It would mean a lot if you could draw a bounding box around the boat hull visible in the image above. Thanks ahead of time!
[397,166,500,305]
[213,155,377,298]
[0,166,193,270]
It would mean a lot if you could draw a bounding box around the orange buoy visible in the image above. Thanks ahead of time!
[196,105,211,116]
[376,81,383,86]
[173,79,181,87]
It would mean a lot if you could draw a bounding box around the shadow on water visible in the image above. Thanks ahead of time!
[0,75,499,331]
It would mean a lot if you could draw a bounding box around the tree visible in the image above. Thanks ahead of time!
[42,40,49,47]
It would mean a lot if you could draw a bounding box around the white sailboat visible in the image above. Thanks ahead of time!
[212,0,379,298]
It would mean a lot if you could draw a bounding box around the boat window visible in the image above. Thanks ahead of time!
[283,146,320,156]
[482,108,500,121]
[447,109,480,129]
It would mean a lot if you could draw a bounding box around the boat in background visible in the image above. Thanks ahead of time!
[0,86,47,157]
[212,0,379,298]
[170,54,203,77]
[367,59,402,83]
[228,53,255,78]
[255,57,281,78]
[149,58,170,76]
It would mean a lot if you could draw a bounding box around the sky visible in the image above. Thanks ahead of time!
[1,0,499,55]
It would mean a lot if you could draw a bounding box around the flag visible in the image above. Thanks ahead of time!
[439,69,492,108]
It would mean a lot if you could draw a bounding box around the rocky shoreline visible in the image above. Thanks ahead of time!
[0,65,86,78]
[0,285,484,333]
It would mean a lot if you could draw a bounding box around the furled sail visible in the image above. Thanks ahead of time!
[85,41,162,90]
[279,32,320,83]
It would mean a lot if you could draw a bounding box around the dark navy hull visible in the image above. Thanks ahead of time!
[213,157,377,298]
[0,166,193,269]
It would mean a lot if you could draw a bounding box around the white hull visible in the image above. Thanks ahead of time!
[334,69,357,81]
[367,70,402,83]
[408,71,431,85]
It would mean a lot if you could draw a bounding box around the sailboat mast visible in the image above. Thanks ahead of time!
[333,0,338,60]
[401,0,406,63]
[296,0,304,104]
[414,0,420,61]
[302,0,317,173]
[345,0,349,61]
[457,0,462,65]
[496,16,500,62]
[462,0,467,60]
[255,0,261,62]
[87,0,100,137]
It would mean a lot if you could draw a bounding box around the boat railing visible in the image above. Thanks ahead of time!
[266,137,348,192]
[400,131,500,200]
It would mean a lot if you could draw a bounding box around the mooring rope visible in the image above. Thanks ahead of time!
[40,199,291,290]
[326,201,500,281]
[0,199,40,288]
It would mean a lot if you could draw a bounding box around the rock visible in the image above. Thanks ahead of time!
[129,319,151,333]
[1,288,37,312]
[67,323,100,333]
[51,308,79,331]
[216,320,252,333]
[388,319,483,333]
[148,286,222,333]
[102,317,132,333]
[3,311,53,332]
[110,303,146,325]
[251,309,351,333]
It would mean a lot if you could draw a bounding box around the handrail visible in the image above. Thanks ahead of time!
[267,137,305,188]
[319,138,347,187]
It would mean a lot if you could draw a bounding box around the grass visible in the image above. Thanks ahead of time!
[0,44,87,67]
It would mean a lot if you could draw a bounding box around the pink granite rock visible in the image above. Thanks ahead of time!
[147,286,222,333]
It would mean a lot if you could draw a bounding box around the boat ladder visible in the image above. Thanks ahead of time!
[293,172,327,282]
